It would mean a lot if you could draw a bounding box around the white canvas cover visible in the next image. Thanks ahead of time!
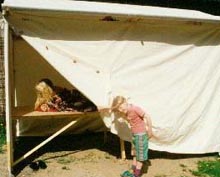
[3,0,220,153]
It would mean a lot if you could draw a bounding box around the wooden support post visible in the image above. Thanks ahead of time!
[13,118,80,166]
[4,19,14,177]
[120,138,126,160]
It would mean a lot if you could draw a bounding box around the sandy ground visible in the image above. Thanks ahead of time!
[0,133,218,177]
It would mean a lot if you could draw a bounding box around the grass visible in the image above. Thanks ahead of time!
[0,117,6,153]
[191,159,220,177]
[57,157,72,165]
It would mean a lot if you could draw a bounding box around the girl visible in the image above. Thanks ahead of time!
[111,96,153,177]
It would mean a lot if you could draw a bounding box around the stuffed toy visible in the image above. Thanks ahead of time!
[34,78,97,112]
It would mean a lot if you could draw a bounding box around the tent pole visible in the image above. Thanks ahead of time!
[120,138,126,160]
[4,19,14,177]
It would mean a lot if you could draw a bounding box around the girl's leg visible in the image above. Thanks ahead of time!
[120,145,136,177]
[133,133,148,177]
[131,143,137,172]
[136,161,143,170]
[131,156,137,172]
[134,161,143,177]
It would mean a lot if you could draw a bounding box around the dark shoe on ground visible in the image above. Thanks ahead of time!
[38,160,47,169]
[29,160,47,171]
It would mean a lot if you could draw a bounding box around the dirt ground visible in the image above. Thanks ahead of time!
[0,132,218,177]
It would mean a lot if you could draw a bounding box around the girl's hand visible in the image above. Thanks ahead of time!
[98,107,112,117]
[148,132,153,139]
[146,126,153,139]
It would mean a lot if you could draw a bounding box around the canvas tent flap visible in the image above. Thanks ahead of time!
[3,0,220,153]
[3,0,220,23]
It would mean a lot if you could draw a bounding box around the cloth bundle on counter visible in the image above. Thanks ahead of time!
[34,78,97,112]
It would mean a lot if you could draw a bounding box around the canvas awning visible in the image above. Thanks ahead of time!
[2,0,220,154]
[3,0,220,22]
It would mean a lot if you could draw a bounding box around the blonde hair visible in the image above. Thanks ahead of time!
[34,81,54,109]
[111,96,127,111]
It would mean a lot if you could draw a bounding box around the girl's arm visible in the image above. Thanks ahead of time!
[98,107,112,118]
[98,107,111,112]
[144,113,153,139]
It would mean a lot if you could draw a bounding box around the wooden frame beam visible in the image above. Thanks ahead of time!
[4,19,14,177]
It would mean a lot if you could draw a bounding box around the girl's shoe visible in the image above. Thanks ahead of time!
[120,170,134,177]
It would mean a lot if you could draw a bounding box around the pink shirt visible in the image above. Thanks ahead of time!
[126,104,146,134]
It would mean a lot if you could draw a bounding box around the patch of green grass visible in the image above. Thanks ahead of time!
[0,118,6,153]
[191,159,220,177]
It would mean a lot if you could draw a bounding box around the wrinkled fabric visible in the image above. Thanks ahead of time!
[4,1,220,153]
